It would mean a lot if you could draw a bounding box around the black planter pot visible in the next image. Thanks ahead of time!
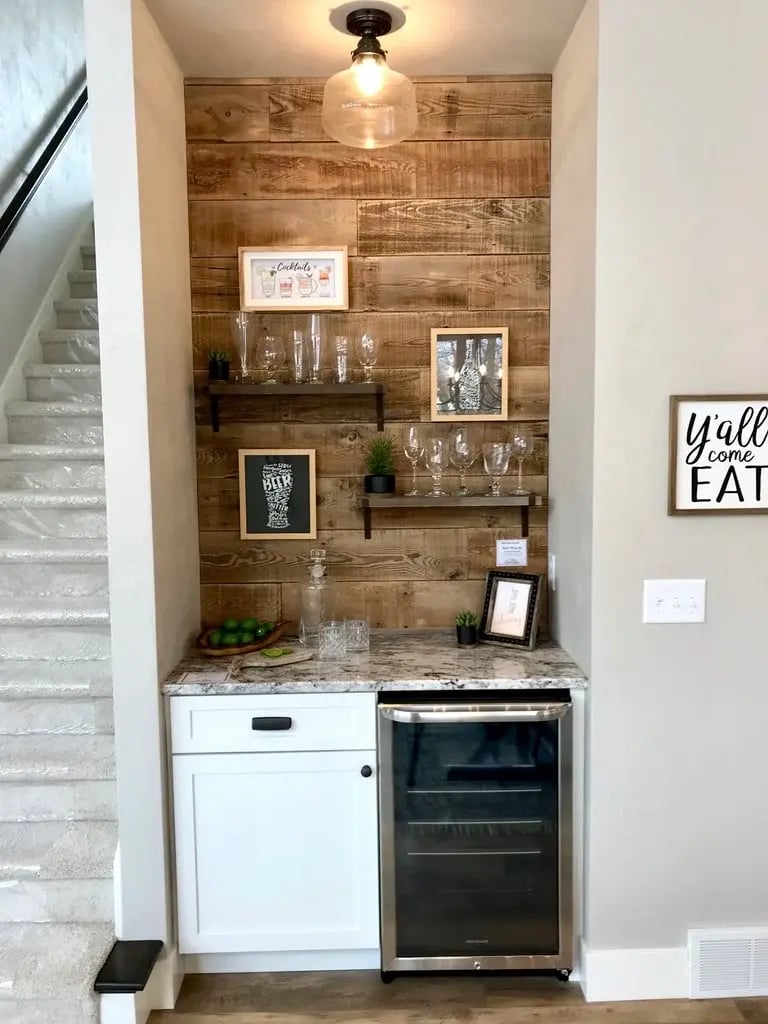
[208,359,230,382]
[456,624,478,647]
[364,474,396,494]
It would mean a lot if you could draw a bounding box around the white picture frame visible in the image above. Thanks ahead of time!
[238,246,349,312]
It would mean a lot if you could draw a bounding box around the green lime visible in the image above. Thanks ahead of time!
[254,624,269,639]
[222,617,239,632]
[221,632,239,646]
[240,617,258,632]
[208,629,223,647]
[238,631,255,645]
[263,621,275,633]
[261,647,286,658]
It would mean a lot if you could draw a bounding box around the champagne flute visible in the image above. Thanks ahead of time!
[482,442,511,496]
[510,428,533,496]
[356,333,380,382]
[230,311,252,381]
[424,437,448,496]
[403,425,424,496]
[256,333,285,384]
[449,426,478,496]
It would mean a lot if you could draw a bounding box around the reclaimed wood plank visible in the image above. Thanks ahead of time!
[468,255,550,309]
[185,84,269,142]
[200,583,280,628]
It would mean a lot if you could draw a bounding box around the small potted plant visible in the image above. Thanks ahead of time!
[456,610,479,647]
[363,435,396,494]
[208,349,230,382]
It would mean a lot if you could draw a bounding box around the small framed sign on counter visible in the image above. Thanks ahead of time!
[479,570,542,649]
[239,449,317,540]
[669,395,768,515]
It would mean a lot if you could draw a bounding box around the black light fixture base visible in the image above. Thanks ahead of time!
[346,8,393,38]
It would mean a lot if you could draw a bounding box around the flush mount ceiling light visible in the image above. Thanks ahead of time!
[321,7,418,150]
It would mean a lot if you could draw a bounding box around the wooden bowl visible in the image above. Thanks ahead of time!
[195,623,285,658]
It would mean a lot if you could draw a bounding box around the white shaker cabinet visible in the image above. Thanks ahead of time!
[170,693,379,957]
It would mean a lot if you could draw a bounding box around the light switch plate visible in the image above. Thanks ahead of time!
[643,579,706,624]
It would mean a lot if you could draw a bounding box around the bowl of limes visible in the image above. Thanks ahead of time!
[196,616,283,656]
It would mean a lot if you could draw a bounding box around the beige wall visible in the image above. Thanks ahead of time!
[585,0,768,957]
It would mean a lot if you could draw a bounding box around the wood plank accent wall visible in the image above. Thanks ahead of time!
[187,76,551,630]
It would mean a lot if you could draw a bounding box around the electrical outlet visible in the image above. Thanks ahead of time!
[642,579,706,624]
[548,554,556,591]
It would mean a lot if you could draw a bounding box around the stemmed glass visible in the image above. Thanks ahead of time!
[510,428,533,496]
[356,333,380,382]
[424,437,448,496]
[482,442,511,496]
[449,426,478,496]
[255,333,285,384]
[230,311,252,381]
[403,425,424,496]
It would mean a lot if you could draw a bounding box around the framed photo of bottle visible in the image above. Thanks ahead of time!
[239,246,349,312]
[430,327,509,421]
[238,449,317,540]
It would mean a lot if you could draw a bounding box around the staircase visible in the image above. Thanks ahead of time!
[0,243,116,1024]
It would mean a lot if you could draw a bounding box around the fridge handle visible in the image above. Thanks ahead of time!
[378,702,571,724]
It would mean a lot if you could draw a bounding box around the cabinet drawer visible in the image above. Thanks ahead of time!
[170,692,377,754]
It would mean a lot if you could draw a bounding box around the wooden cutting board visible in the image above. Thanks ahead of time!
[236,650,315,670]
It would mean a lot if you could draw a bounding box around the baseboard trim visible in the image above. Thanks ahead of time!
[183,948,380,974]
[581,939,689,1002]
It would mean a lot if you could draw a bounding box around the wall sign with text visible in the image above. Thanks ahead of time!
[239,449,317,540]
[669,395,768,514]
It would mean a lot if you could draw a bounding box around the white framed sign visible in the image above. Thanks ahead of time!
[669,395,768,514]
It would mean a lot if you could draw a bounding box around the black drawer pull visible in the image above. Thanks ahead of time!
[251,716,293,731]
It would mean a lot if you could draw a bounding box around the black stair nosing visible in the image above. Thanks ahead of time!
[94,938,163,994]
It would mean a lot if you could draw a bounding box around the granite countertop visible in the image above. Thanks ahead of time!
[162,630,587,696]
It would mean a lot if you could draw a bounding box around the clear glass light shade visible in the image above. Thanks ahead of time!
[321,53,418,149]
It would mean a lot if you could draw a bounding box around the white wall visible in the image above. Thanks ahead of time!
[549,0,598,676]
[0,0,92,387]
[83,0,199,943]
[584,0,768,965]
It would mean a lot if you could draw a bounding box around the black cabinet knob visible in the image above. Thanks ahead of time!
[361,765,373,778]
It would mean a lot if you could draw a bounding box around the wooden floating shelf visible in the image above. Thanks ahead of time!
[205,382,385,432]
[359,493,545,539]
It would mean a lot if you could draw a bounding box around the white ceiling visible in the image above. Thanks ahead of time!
[145,0,587,78]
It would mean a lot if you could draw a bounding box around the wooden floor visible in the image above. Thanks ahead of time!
[149,971,768,1023]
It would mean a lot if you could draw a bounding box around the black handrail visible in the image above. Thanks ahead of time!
[0,84,89,256]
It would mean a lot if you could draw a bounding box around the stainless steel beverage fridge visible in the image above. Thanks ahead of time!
[377,691,573,978]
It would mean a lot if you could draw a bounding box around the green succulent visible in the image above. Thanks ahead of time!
[456,610,479,627]
[209,349,230,362]
[364,435,395,476]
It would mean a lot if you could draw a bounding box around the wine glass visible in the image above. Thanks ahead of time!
[482,442,511,496]
[256,333,284,384]
[424,437,448,496]
[356,333,380,382]
[403,425,424,496]
[230,311,252,381]
[449,426,478,495]
[510,428,533,496]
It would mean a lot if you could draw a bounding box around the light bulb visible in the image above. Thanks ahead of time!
[352,54,385,97]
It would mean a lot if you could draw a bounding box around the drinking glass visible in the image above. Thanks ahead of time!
[403,425,424,496]
[318,621,347,660]
[256,334,285,384]
[449,426,478,495]
[230,311,252,381]
[334,335,349,383]
[356,333,379,382]
[424,437,448,496]
[482,442,511,496]
[345,619,370,652]
[510,428,533,496]
[291,329,308,383]
[309,315,322,383]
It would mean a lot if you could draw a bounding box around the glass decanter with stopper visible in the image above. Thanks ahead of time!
[456,337,482,413]
[299,548,332,646]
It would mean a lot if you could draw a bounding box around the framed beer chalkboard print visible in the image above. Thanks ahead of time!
[669,395,768,515]
[238,449,317,540]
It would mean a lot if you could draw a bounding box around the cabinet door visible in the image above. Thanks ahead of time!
[173,750,379,954]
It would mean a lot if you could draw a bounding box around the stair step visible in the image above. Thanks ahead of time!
[54,299,98,330]
[67,270,97,299]
[0,735,115,783]
[0,696,113,736]
[0,444,104,491]
[0,541,108,598]
[0,491,106,541]
[0,877,113,924]
[6,402,102,446]
[1,996,99,1024]
[0,539,107,562]
[0,597,111,661]
[39,329,99,365]
[24,364,100,403]
[0,821,116,881]
[81,243,96,271]
[0,780,116,822]
[0,597,109,627]
[0,922,114,999]
[0,662,112,700]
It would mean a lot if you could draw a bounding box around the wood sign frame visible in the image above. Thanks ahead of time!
[238,246,349,312]
[479,570,542,649]
[668,395,768,515]
[430,327,509,422]
[238,449,317,540]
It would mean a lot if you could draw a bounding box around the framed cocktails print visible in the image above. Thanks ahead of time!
[669,395,768,515]
[479,570,542,649]
[238,449,317,540]
[239,246,349,312]
[430,327,508,421]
